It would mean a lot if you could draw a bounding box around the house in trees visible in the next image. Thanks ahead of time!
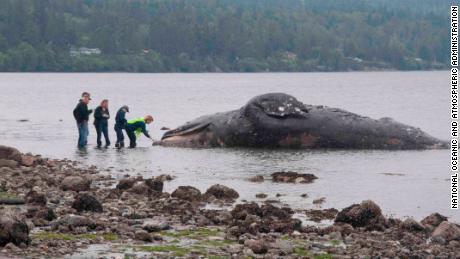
[70,47,102,57]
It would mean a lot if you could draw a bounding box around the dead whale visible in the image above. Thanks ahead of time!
[156,93,446,149]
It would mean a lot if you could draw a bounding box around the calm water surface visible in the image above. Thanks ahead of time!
[0,71,455,222]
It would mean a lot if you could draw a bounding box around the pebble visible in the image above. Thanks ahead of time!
[1,144,459,259]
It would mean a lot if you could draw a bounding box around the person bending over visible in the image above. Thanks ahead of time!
[94,99,110,148]
[125,115,154,148]
[114,105,129,148]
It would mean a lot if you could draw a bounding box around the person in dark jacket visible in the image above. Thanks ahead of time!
[125,115,154,148]
[73,92,92,148]
[114,105,129,148]
[94,99,110,148]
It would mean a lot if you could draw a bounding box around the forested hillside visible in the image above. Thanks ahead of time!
[0,0,452,72]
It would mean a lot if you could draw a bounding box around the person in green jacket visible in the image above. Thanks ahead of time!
[125,115,154,148]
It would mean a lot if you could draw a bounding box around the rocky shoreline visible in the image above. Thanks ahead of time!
[0,145,459,258]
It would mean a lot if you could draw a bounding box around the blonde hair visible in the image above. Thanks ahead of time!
[100,99,109,106]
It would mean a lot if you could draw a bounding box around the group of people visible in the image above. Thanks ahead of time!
[73,92,154,149]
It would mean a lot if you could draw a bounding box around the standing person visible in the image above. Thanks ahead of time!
[73,92,92,148]
[94,99,111,148]
[114,105,129,148]
[125,115,154,148]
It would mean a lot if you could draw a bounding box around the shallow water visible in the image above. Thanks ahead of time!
[0,71,455,222]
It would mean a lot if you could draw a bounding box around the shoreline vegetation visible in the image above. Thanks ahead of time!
[0,144,459,258]
[0,68,451,74]
[0,0,450,73]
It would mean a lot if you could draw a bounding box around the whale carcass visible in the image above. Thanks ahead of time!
[156,93,446,149]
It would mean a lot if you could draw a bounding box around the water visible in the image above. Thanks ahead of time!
[0,71,455,222]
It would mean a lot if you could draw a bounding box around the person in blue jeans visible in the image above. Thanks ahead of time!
[114,105,129,148]
[94,99,111,148]
[73,92,92,148]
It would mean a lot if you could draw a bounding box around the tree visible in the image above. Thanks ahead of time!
[0,0,451,72]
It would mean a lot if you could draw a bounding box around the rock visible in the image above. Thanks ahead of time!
[272,218,302,233]
[160,127,171,131]
[128,182,150,195]
[335,200,387,230]
[248,175,264,182]
[116,178,137,190]
[135,230,152,242]
[0,197,25,205]
[227,244,244,254]
[226,226,241,238]
[0,159,18,168]
[71,194,103,212]
[142,222,171,232]
[46,160,57,168]
[431,235,447,245]
[402,218,425,232]
[20,155,37,167]
[231,203,261,220]
[0,146,21,161]
[144,178,164,192]
[3,242,21,252]
[244,239,267,254]
[328,231,343,241]
[432,221,460,242]
[203,210,232,225]
[229,202,299,236]
[0,211,30,246]
[274,239,293,255]
[106,188,122,199]
[305,208,339,222]
[155,174,175,182]
[260,204,293,219]
[25,190,47,206]
[421,213,448,228]
[171,186,202,201]
[256,193,268,199]
[204,184,239,200]
[57,215,95,229]
[313,197,326,205]
[271,171,317,183]
[449,240,460,248]
[26,207,56,221]
[61,176,91,192]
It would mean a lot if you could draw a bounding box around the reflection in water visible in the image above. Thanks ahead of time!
[0,72,453,222]
[75,148,89,158]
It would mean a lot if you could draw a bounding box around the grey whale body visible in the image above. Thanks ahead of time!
[158,93,446,149]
